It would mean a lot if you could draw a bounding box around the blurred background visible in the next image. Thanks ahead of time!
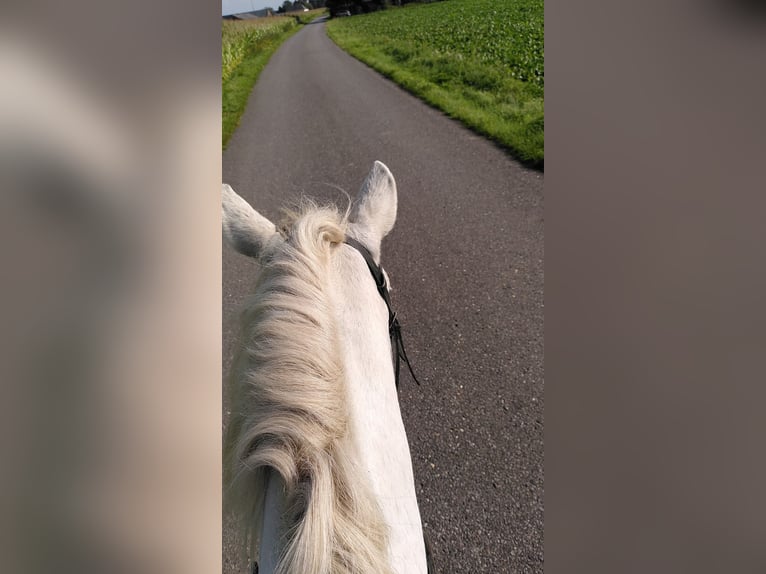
[0,2,221,573]
[546,2,766,573]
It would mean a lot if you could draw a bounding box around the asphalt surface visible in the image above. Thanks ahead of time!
[222,18,543,574]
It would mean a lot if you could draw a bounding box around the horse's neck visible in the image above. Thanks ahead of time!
[329,254,428,574]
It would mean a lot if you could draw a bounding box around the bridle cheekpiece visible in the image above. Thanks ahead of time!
[344,236,421,389]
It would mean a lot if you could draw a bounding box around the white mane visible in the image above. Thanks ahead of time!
[223,204,394,574]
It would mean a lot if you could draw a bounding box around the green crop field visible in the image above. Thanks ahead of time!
[327,0,544,166]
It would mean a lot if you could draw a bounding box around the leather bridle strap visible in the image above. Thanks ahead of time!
[344,236,421,389]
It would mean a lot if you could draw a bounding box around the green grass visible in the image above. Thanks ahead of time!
[326,0,544,167]
[222,18,300,148]
[221,11,329,148]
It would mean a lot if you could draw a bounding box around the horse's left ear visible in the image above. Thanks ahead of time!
[222,184,279,259]
[349,161,398,257]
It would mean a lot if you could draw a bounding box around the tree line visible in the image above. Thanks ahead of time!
[272,0,443,16]
[276,1,326,13]
[324,0,444,16]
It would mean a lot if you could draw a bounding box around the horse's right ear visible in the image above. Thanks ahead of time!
[222,184,279,258]
[349,161,398,261]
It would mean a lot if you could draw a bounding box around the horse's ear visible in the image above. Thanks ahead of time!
[350,161,398,255]
[222,184,279,258]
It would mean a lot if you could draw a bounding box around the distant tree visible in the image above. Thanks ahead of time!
[327,0,388,16]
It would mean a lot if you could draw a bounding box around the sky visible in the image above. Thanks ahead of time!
[222,0,276,16]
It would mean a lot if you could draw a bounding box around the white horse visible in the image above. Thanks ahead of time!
[222,162,431,574]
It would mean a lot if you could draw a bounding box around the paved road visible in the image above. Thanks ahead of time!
[223,18,543,574]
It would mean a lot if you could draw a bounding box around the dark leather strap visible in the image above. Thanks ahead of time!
[344,237,420,389]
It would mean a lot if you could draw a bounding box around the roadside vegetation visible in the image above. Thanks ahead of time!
[294,8,328,23]
[222,10,327,148]
[326,0,544,167]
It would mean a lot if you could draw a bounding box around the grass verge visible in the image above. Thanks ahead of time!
[222,20,300,148]
[326,2,543,168]
[222,10,328,148]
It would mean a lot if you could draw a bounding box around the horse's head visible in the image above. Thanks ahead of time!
[221,160,397,264]
[223,162,428,574]
[222,162,412,574]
